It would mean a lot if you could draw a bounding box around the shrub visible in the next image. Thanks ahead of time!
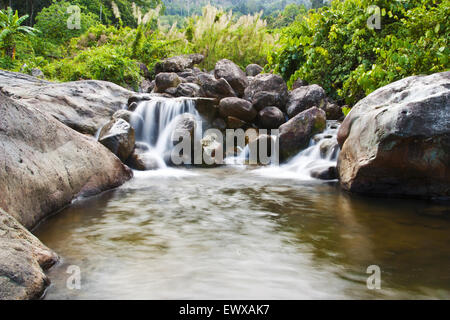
[267,0,450,105]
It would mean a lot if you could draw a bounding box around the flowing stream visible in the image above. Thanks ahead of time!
[35,98,450,299]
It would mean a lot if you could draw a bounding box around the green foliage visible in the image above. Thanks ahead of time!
[268,0,450,105]
[43,44,141,90]
[0,7,39,59]
[171,5,276,70]
[34,1,99,46]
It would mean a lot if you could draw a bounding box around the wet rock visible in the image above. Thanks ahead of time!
[311,166,338,180]
[219,97,257,123]
[246,64,263,77]
[319,138,339,159]
[192,97,219,123]
[99,119,136,162]
[279,107,326,161]
[139,79,155,93]
[112,109,134,123]
[214,59,248,97]
[126,152,161,171]
[0,93,132,230]
[258,106,286,129]
[197,73,237,100]
[337,72,450,199]
[154,54,204,74]
[0,208,59,300]
[171,114,197,145]
[244,73,288,111]
[155,72,181,93]
[201,133,224,165]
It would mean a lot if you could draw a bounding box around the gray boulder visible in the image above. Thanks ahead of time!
[0,93,132,230]
[197,73,237,100]
[175,82,204,97]
[0,70,133,135]
[155,72,181,93]
[0,209,58,300]
[258,107,286,129]
[279,107,326,161]
[214,59,248,97]
[244,73,288,111]
[337,72,450,199]
[246,64,263,77]
[286,84,328,118]
[219,97,257,123]
[99,119,136,162]
[154,54,204,74]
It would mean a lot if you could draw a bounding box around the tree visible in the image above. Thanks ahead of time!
[0,7,39,59]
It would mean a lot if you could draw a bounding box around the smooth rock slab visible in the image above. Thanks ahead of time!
[0,93,133,230]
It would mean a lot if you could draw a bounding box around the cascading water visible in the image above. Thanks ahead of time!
[254,121,340,180]
[130,97,201,169]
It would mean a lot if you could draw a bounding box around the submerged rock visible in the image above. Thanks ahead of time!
[0,208,58,300]
[338,72,450,199]
[0,93,132,230]
[279,107,326,161]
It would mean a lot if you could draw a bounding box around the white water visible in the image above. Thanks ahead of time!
[254,121,340,180]
[130,97,201,169]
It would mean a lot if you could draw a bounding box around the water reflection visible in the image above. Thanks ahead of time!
[35,168,450,299]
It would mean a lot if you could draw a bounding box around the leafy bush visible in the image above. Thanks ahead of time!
[43,45,141,90]
[267,0,450,105]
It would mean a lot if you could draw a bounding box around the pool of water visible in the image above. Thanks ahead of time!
[35,167,450,299]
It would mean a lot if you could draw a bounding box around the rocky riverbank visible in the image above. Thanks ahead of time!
[0,56,449,299]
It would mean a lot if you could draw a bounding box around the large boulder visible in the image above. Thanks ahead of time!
[197,73,237,100]
[154,54,204,74]
[219,97,257,123]
[0,208,58,300]
[0,70,133,135]
[279,107,326,161]
[287,84,343,120]
[175,82,204,98]
[214,59,248,97]
[244,73,288,111]
[286,84,328,118]
[99,119,136,162]
[337,72,450,199]
[246,64,263,77]
[258,106,286,129]
[0,93,133,230]
[155,72,181,93]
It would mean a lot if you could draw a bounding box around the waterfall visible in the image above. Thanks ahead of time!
[130,97,201,169]
[254,121,340,180]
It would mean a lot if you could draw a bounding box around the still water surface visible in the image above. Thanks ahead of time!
[35,167,450,299]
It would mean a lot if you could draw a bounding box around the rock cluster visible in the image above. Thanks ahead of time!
[132,55,344,165]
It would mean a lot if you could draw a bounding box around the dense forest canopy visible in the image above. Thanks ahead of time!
[0,0,448,105]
